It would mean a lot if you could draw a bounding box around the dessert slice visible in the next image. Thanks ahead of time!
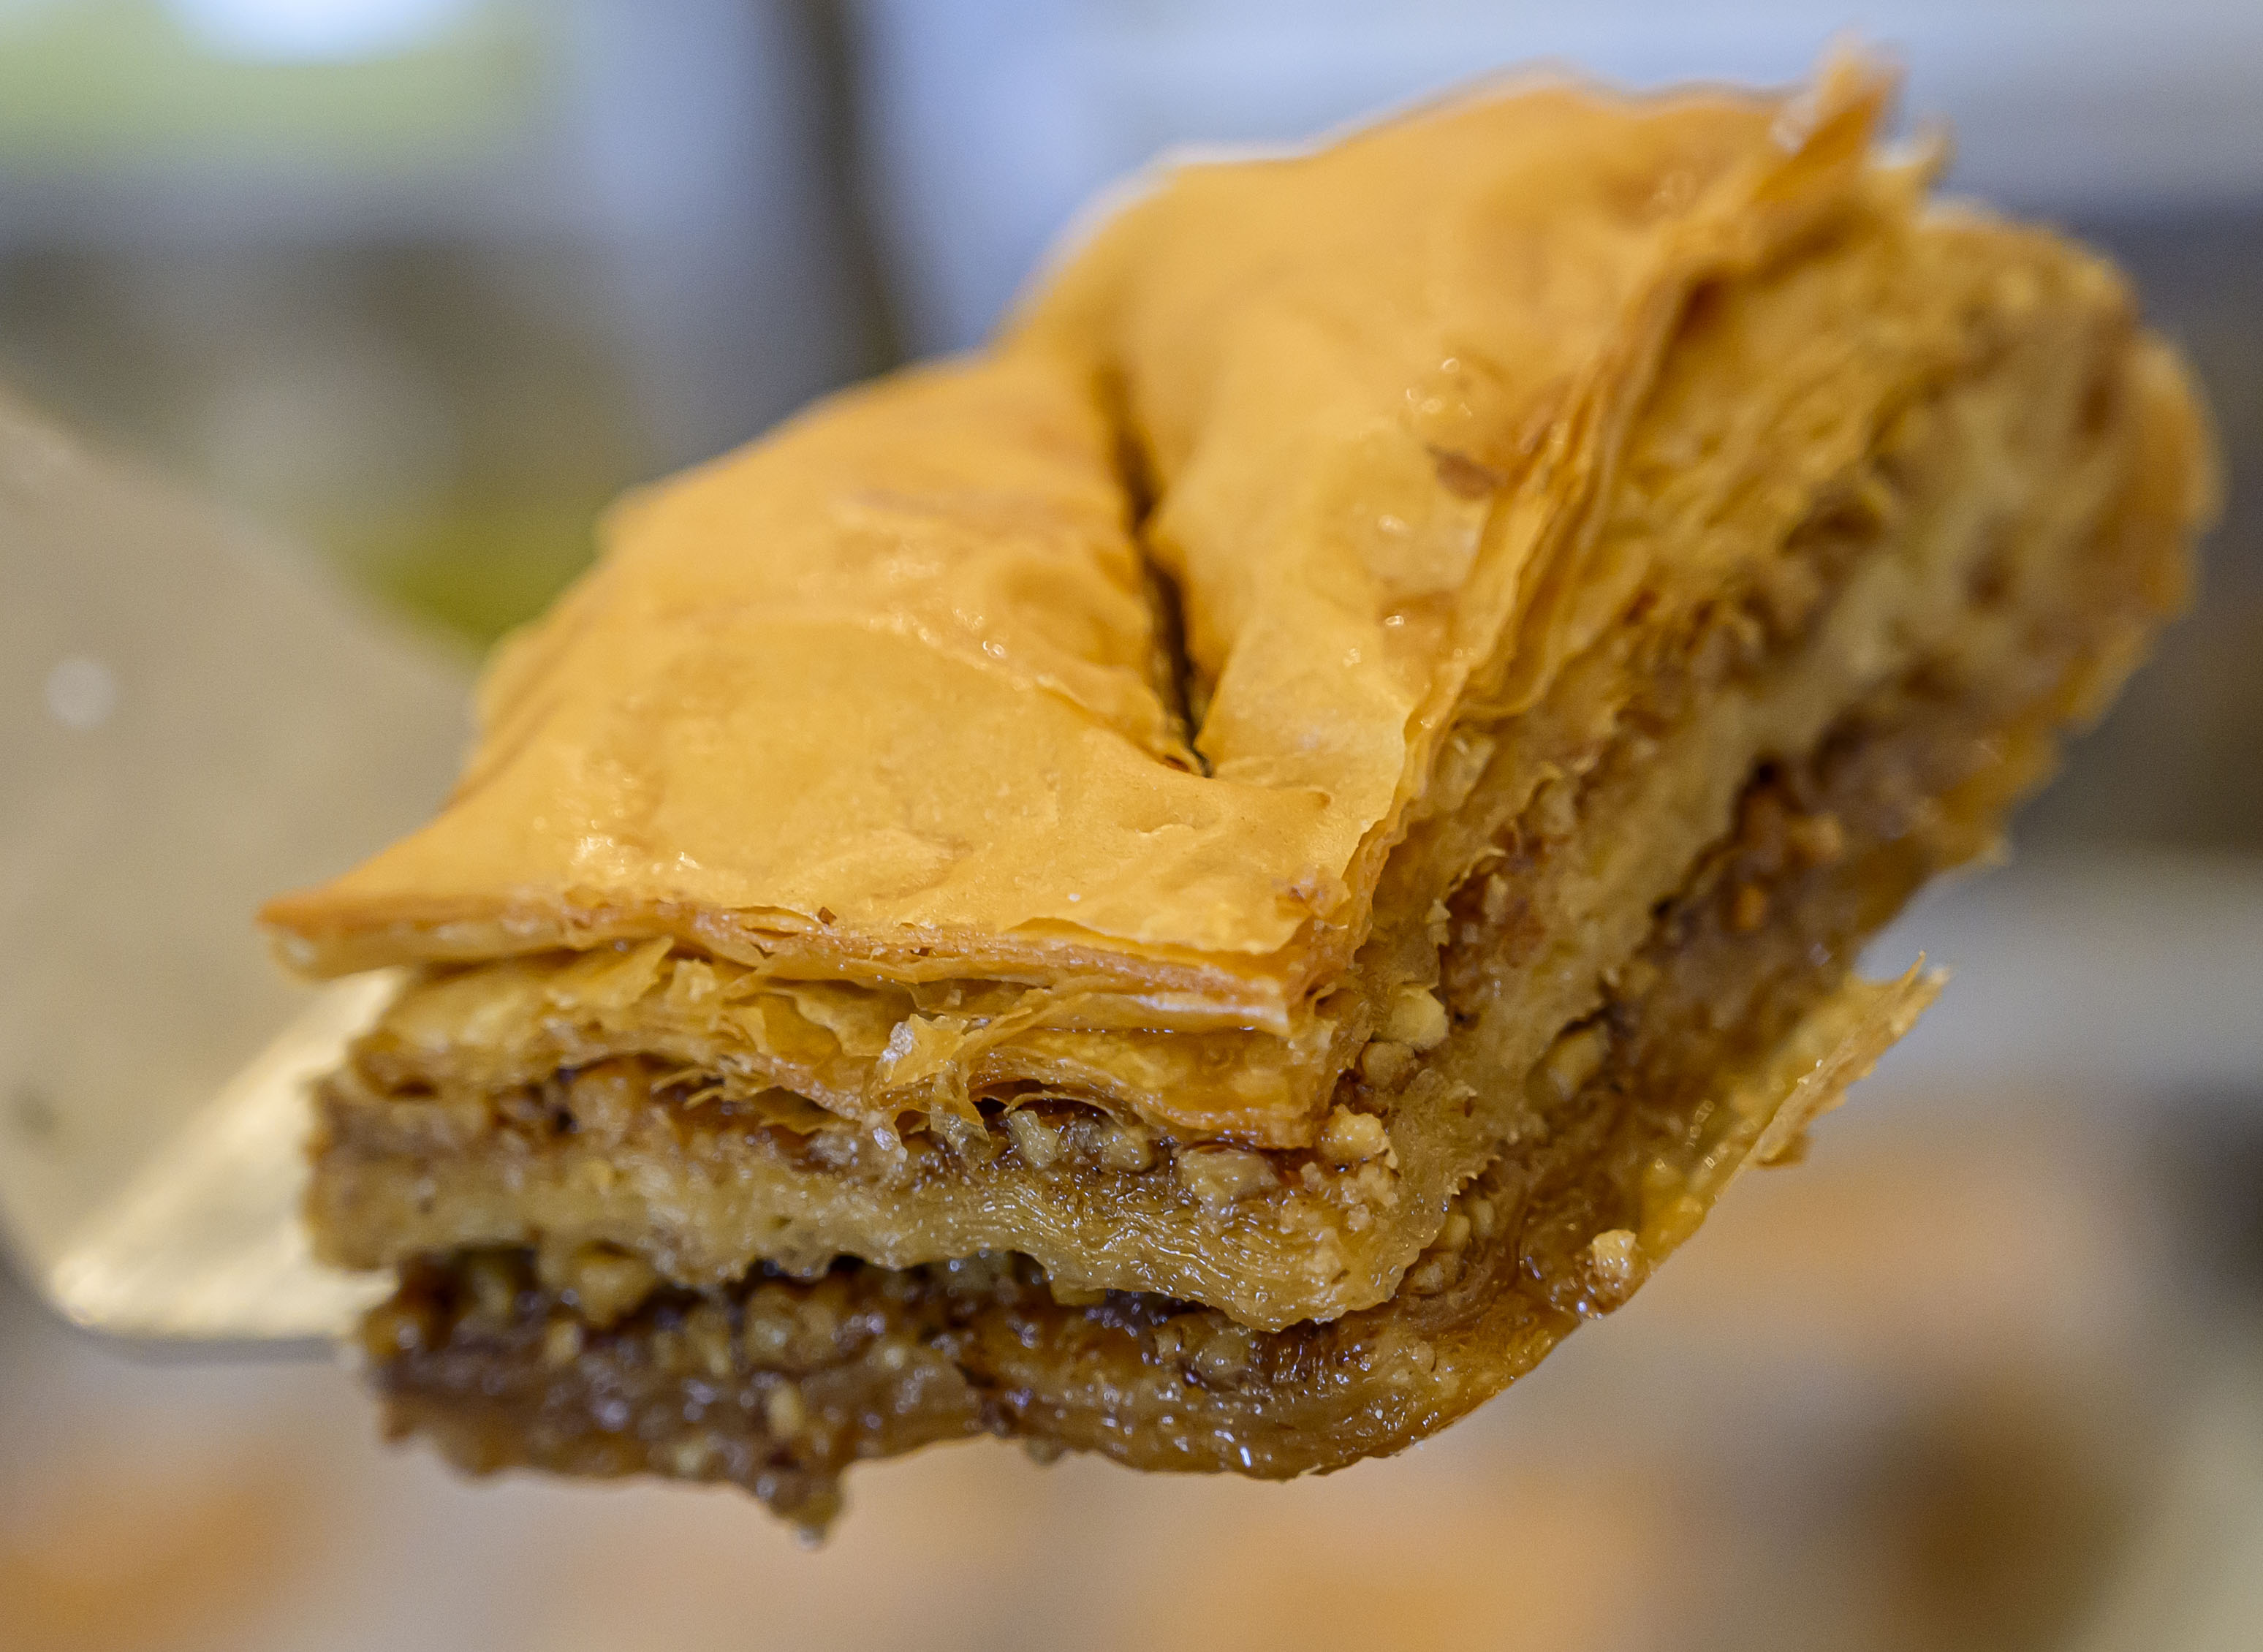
[262,57,2213,1526]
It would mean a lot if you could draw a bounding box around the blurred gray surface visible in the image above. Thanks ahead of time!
[0,394,467,1300]
[1865,853,2263,1102]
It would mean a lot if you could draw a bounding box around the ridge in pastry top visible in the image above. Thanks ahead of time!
[263,59,1906,1015]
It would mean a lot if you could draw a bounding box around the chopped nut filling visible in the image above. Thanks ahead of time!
[256,61,2211,1535]
[357,649,2108,1528]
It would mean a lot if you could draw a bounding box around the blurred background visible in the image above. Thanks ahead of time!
[2,2,2260,1648]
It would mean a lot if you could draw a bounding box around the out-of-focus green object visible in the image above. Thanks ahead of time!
[345,495,603,647]
[0,0,545,166]
[0,1,882,651]
[0,0,625,650]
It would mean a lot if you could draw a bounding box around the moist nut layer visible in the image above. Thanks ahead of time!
[267,62,2215,1524]
[360,675,1994,1531]
[304,208,2190,1330]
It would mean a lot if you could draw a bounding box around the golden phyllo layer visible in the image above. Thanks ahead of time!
[270,55,2212,1509]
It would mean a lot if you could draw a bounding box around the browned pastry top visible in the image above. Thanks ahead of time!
[262,61,1905,1020]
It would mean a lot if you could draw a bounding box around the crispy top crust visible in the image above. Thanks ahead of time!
[263,62,1901,1007]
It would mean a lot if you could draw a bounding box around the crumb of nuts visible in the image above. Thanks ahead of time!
[683,1303,737,1379]
[1482,873,1515,926]
[666,1435,717,1478]
[765,1380,808,1439]
[1383,985,1449,1050]
[1175,1145,1278,1208]
[1190,1319,1257,1387]
[1583,1228,1644,1308]
[462,1251,525,1329]
[358,1296,439,1363]
[1528,775,1579,840]
[1527,1023,1609,1110]
[1405,1251,1462,1295]
[1004,1110,1063,1169]
[1094,1121,1156,1173]
[559,1244,658,1330]
[1359,1039,1414,1089]
[541,1316,585,1368]
[1319,1106,1390,1166]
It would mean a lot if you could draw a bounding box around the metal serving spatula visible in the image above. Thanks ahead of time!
[0,393,470,1345]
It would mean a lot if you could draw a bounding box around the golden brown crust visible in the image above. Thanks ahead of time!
[357,410,2193,1512]
[261,64,1900,1004]
[300,210,2202,1326]
[273,61,2213,1520]
[356,683,1973,1531]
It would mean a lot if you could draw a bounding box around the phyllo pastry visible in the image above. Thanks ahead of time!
[263,57,2214,1531]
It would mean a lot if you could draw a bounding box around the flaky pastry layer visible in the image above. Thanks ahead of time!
[357,678,1995,1531]
[308,228,2199,1327]
[267,63,1920,1014]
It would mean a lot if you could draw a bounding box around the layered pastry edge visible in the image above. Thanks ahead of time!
[304,208,2199,1330]
[256,63,2216,1528]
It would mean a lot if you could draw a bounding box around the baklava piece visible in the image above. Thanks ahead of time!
[264,58,2214,1532]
